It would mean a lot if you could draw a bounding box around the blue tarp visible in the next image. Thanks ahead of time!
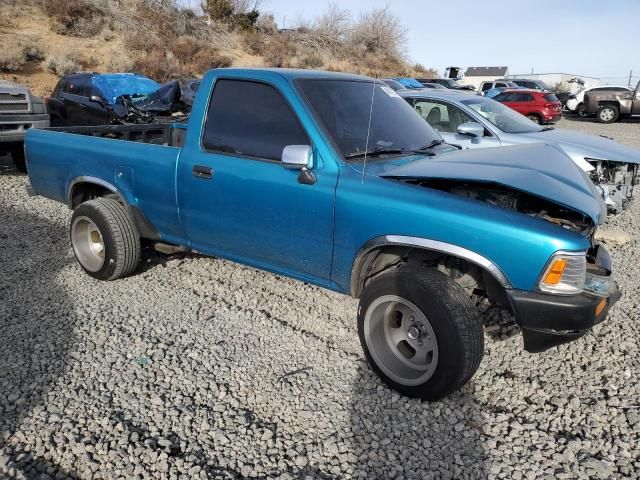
[395,78,425,89]
[93,74,160,105]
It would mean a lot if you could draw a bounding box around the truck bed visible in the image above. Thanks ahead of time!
[46,123,186,147]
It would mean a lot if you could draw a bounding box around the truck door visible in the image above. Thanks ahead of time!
[177,78,337,282]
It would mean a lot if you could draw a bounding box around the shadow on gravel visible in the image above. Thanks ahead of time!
[0,176,79,479]
[348,363,488,479]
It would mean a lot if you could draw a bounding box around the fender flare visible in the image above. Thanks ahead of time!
[350,235,512,297]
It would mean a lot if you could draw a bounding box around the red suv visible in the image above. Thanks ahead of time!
[493,89,562,124]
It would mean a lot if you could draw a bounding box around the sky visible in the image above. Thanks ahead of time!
[251,0,640,85]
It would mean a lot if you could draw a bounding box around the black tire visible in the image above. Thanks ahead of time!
[70,198,141,280]
[597,105,619,124]
[357,267,484,401]
[576,103,588,117]
[526,113,543,124]
[8,145,27,173]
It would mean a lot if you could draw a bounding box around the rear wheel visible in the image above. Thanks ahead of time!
[576,103,588,117]
[597,105,619,124]
[70,198,140,280]
[357,267,484,400]
[526,113,542,124]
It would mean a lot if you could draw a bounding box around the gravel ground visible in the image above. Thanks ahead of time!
[1,119,639,480]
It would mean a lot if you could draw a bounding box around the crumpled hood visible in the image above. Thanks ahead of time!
[381,143,607,224]
[526,128,640,165]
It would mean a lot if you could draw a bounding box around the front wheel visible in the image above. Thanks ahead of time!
[357,267,484,400]
[70,198,141,280]
[576,103,588,117]
[7,145,27,173]
[597,105,619,123]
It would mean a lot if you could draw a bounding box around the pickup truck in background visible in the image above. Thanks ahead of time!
[0,80,49,172]
[585,80,640,123]
[26,68,620,400]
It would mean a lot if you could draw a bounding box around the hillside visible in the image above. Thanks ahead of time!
[0,0,435,97]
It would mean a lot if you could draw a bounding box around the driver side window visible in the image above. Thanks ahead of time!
[413,100,473,133]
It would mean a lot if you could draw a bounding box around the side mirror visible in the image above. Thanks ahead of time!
[282,145,313,170]
[456,121,484,137]
[90,95,106,105]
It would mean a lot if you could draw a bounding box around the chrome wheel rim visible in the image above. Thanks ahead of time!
[600,108,614,121]
[364,295,439,386]
[71,216,105,272]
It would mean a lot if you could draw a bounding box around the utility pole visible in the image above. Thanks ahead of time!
[629,70,633,87]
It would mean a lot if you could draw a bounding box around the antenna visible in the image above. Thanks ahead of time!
[361,81,376,184]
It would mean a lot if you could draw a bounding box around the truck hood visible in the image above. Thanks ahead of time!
[525,128,640,165]
[380,143,606,224]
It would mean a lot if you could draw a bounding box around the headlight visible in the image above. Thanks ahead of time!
[584,264,612,297]
[538,252,586,294]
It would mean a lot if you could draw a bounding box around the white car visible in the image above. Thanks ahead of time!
[566,85,632,116]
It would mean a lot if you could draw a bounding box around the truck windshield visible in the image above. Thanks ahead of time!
[297,79,441,160]
[461,97,542,134]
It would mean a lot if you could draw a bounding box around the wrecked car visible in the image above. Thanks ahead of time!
[402,89,640,214]
[47,73,189,127]
[26,69,619,401]
[584,80,640,123]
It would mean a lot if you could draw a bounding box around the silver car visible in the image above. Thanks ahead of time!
[400,90,640,213]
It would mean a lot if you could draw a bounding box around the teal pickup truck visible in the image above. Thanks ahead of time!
[25,68,620,400]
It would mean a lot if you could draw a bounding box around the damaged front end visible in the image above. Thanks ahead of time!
[589,160,639,214]
[113,80,191,125]
[381,143,619,352]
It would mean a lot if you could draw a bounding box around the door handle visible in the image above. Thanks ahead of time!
[192,165,213,179]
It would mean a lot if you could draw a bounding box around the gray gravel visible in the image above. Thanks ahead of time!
[1,118,639,480]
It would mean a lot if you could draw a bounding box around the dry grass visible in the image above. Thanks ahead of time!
[46,53,82,77]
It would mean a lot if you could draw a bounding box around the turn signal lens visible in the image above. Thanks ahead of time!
[539,253,586,295]
[595,298,607,317]
[543,259,567,285]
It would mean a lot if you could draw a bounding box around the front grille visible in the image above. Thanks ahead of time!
[0,103,29,112]
[0,93,26,101]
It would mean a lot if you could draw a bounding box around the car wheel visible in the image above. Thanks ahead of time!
[576,103,588,117]
[8,145,27,173]
[527,113,543,124]
[70,198,141,280]
[357,267,484,400]
[597,105,619,124]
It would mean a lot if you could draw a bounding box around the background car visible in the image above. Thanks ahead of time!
[380,78,408,91]
[566,85,632,117]
[47,73,160,126]
[421,82,447,89]
[493,89,562,124]
[400,89,640,213]
[502,78,552,91]
[416,78,476,92]
[478,80,520,95]
[393,77,427,89]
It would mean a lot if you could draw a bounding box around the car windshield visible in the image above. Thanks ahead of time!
[297,79,441,161]
[93,74,161,104]
[461,97,542,134]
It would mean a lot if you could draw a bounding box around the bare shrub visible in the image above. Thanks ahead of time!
[47,53,82,77]
[347,6,407,59]
[244,31,267,55]
[106,52,134,72]
[0,45,25,72]
[297,53,324,69]
[255,13,277,34]
[44,0,105,37]
[262,36,296,68]
[20,39,45,63]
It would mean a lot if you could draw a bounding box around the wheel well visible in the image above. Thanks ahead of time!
[69,182,117,210]
[351,246,509,307]
[598,101,620,109]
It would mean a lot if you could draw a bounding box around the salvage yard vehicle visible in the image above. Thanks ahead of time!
[47,73,189,127]
[26,68,620,400]
[402,89,640,213]
[566,85,632,117]
[493,89,562,124]
[584,80,640,123]
[0,80,49,172]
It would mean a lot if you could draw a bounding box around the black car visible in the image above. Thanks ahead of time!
[47,73,187,126]
[416,78,476,91]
